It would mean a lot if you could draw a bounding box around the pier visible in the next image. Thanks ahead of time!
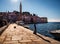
[0,24,60,44]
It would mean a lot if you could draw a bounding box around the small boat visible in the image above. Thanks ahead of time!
[16,21,24,25]
[50,30,60,38]
[23,25,29,29]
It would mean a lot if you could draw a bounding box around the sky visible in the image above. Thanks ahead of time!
[0,0,60,22]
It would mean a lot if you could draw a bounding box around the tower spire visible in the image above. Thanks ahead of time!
[20,0,22,15]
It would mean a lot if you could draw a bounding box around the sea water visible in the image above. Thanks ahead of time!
[28,22,60,38]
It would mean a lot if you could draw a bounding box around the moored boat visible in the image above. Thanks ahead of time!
[50,30,60,38]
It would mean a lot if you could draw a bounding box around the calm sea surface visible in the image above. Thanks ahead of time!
[28,22,60,38]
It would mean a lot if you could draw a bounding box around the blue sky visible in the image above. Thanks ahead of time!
[0,0,60,22]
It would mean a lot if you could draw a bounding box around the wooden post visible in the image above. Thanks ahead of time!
[31,18,37,34]
[31,15,37,34]
[33,23,37,34]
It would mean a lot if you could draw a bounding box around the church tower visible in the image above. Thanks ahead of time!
[20,1,22,15]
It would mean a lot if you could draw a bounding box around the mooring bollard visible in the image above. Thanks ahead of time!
[14,26,16,29]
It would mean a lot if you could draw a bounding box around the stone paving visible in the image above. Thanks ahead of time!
[0,24,60,44]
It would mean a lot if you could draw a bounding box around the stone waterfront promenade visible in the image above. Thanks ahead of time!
[0,24,60,44]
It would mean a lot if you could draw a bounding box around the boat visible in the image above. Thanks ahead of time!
[16,21,24,25]
[23,25,29,29]
[50,30,60,38]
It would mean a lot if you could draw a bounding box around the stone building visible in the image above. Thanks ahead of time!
[17,1,48,23]
[0,1,48,24]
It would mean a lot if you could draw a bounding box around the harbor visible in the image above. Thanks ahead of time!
[0,0,60,44]
[0,23,60,44]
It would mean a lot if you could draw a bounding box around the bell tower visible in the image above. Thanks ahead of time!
[20,1,22,15]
